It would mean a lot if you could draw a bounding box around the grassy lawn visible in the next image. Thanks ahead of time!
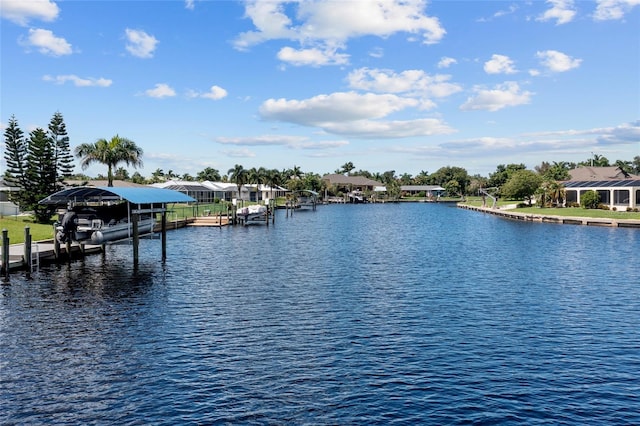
[512,206,640,219]
[0,217,55,244]
[461,197,640,220]
[462,196,524,208]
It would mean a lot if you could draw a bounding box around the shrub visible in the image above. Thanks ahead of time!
[627,207,633,212]
[612,206,617,211]
[598,203,610,210]
[580,190,600,209]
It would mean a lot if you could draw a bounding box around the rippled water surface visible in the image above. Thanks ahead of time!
[2,203,639,425]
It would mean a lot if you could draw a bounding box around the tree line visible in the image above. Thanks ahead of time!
[4,112,640,222]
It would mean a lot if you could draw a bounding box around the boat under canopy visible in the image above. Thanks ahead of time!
[40,186,195,244]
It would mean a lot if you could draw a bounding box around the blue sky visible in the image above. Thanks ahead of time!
[1,0,639,179]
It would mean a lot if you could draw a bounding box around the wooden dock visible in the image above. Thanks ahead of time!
[0,216,234,275]
[1,240,104,273]
[187,216,230,227]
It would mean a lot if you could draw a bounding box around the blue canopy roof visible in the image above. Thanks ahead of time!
[39,186,196,206]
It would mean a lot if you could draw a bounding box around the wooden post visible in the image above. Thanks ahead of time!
[161,211,167,260]
[24,226,32,273]
[53,224,60,259]
[132,213,139,266]
[2,229,9,277]
[65,241,71,261]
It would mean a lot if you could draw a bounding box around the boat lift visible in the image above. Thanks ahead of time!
[39,186,196,265]
[479,187,498,208]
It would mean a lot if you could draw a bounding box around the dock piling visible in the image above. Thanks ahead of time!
[2,229,9,278]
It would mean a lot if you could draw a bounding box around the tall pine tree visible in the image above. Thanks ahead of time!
[3,115,29,207]
[25,127,57,222]
[48,111,74,185]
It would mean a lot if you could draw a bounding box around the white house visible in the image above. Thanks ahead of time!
[563,166,640,210]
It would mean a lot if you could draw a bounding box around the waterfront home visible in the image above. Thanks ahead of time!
[400,185,446,198]
[322,174,383,192]
[151,180,288,203]
[563,166,640,210]
[0,178,20,216]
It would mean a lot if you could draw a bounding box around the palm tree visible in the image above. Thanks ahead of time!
[340,161,355,175]
[248,167,267,202]
[227,164,247,201]
[264,168,282,202]
[75,135,143,187]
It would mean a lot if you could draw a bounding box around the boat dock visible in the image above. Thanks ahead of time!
[1,239,104,273]
[1,215,234,275]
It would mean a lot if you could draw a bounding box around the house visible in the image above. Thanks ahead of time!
[322,174,383,192]
[563,166,640,210]
[0,178,20,216]
[400,185,446,197]
[151,180,288,203]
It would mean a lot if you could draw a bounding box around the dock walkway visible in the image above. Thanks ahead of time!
[1,240,103,272]
[1,216,231,274]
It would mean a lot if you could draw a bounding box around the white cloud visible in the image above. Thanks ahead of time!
[234,0,445,65]
[21,28,71,56]
[438,121,640,159]
[144,83,176,98]
[221,148,256,158]
[593,0,640,20]
[0,0,59,26]
[537,0,577,25]
[484,54,517,74]
[529,120,640,146]
[259,91,454,138]
[277,46,349,66]
[476,4,518,22]
[536,50,582,72]
[460,82,533,111]
[437,57,457,68]
[215,134,349,150]
[43,74,112,87]
[185,0,195,10]
[369,47,384,58]
[188,85,228,100]
[347,68,462,99]
[125,28,158,58]
[217,135,304,146]
[260,91,418,125]
[319,118,455,138]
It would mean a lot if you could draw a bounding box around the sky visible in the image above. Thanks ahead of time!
[1,0,639,179]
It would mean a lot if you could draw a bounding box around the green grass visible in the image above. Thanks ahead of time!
[462,196,523,208]
[461,197,640,220]
[512,206,640,219]
[0,217,55,244]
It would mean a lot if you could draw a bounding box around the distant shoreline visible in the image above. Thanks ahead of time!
[457,203,640,228]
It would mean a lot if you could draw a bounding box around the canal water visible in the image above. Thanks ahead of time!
[1,203,639,425]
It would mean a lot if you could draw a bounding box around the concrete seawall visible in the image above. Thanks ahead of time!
[458,204,640,228]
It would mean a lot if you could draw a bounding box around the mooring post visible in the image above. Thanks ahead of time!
[54,239,60,259]
[232,200,237,225]
[23,226,32,273]
[161,211,167,260]
[2,229,9,277]
[132,213,139,266]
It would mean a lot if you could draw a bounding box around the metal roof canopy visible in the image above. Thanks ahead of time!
[40,186,196,210]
